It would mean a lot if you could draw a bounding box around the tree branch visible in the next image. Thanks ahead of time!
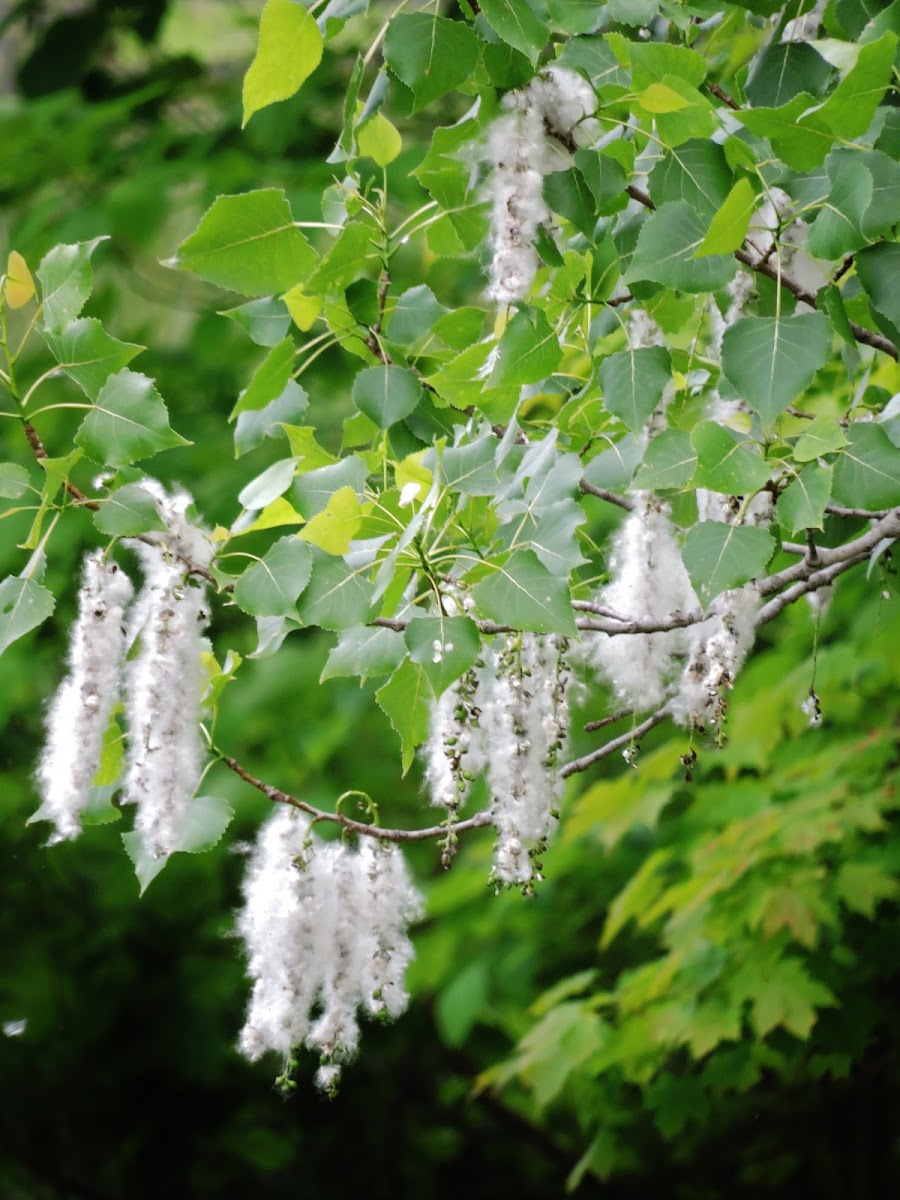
[560,708,670,778]
[579,479,633,510]
[623,181,898,360]
[220,755,494,843]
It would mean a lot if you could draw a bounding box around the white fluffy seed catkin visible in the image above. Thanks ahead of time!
[35,551,133,843]
[237,808,422,1091]
[238,807,320,1062]
[485,69,596,305]
[588,500,698,712]
[672,586,760,730]
[122,542,209,858]
[485,635,570,888]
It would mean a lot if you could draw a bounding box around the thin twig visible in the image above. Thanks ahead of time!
[560,708,670,778]
[707,81,740,110]
[584,708,633,733]
[221,756,494,842]
[579,479,633,510]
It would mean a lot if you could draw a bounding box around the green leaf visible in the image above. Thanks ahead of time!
[435,961,490,1048]
[473,550,576,634]
[220,296,291,347]
[805,162,873,260]
[856,243,900,330]
[435,437,500,497]
[388,286,449,347]
[0,463,31,499]
[75,370,189,467]
[0,576,55,657]
[695,179,756,257]
[583,435,641,491]
[321,624,406,683]
[544,169,597,238]
[92,482,167,536]
[815,32,897,141]
[648,143,732,221]
[405,614,481,697]
[505,499,588,575]
[375,657,432,774]
[292,457,368,518]
[776,463,833,534]
[233,537,312,617]
[721,314,832,427]
[750,957,835,1040]
[632,429,696,490]
[599,346,671,432]
[296,550,375,630]
[793,414,849,463]
[176,190,315,296]
[691,421,772,495]
[681,522,775,605]
[490,308,563,388]
[745,42,834,108]
[298,486,362,555]
[479,0,549,63]
[36,237,107,335]
[835,861,899,918]
[307,217,381,294]
[43,318,143,400]
[628,41,706,90]
[231,337,295,421]
[242,0,323,126]
[352,365,423,429]
[234,380,308,457]
[283,426,338,471]
[238,458,296,511]
[627,202,737,293]
[122,796,234,895]
[383,14,479,109]
[831,424,900,510]
[738,94,835,173]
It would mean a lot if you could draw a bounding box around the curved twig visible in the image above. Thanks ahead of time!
[220,755,493,843]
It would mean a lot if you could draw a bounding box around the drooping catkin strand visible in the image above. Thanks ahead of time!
[588,499,698,712]
[237,808,423,1092]
[121,542,209,858]
[34,551,133,843]
[485,67,596,305]
[671,586,761,731]
[238,806,321,1063]
[485,634,570,889]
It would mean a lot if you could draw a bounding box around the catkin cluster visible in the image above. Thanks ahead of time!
[425,633,571,889]
[584,501,761,733]
[237,806,423,1092]
[34,483,212,857]
[485,67,596,305]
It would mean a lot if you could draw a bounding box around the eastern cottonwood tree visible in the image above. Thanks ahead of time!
[2,0,900,1185]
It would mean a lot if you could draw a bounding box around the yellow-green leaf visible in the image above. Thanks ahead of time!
[282,283,322,332]
[695,178,757,257]
[357,112,402,166]
[637,82,692,113]
[299,485,362,554]
[5,250,35,309]
[242,0,324,127]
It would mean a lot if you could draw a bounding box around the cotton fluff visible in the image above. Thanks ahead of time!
[485,92,549,306]
[485,69,596,305]
[237,808,423,1091]
[484,634,570,888]
[238,807,321,1063]
[424,667,485,822]
[671,586,760,729]
[34,551,133,843]
[122,542,209,859]
[589,500,698,712]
